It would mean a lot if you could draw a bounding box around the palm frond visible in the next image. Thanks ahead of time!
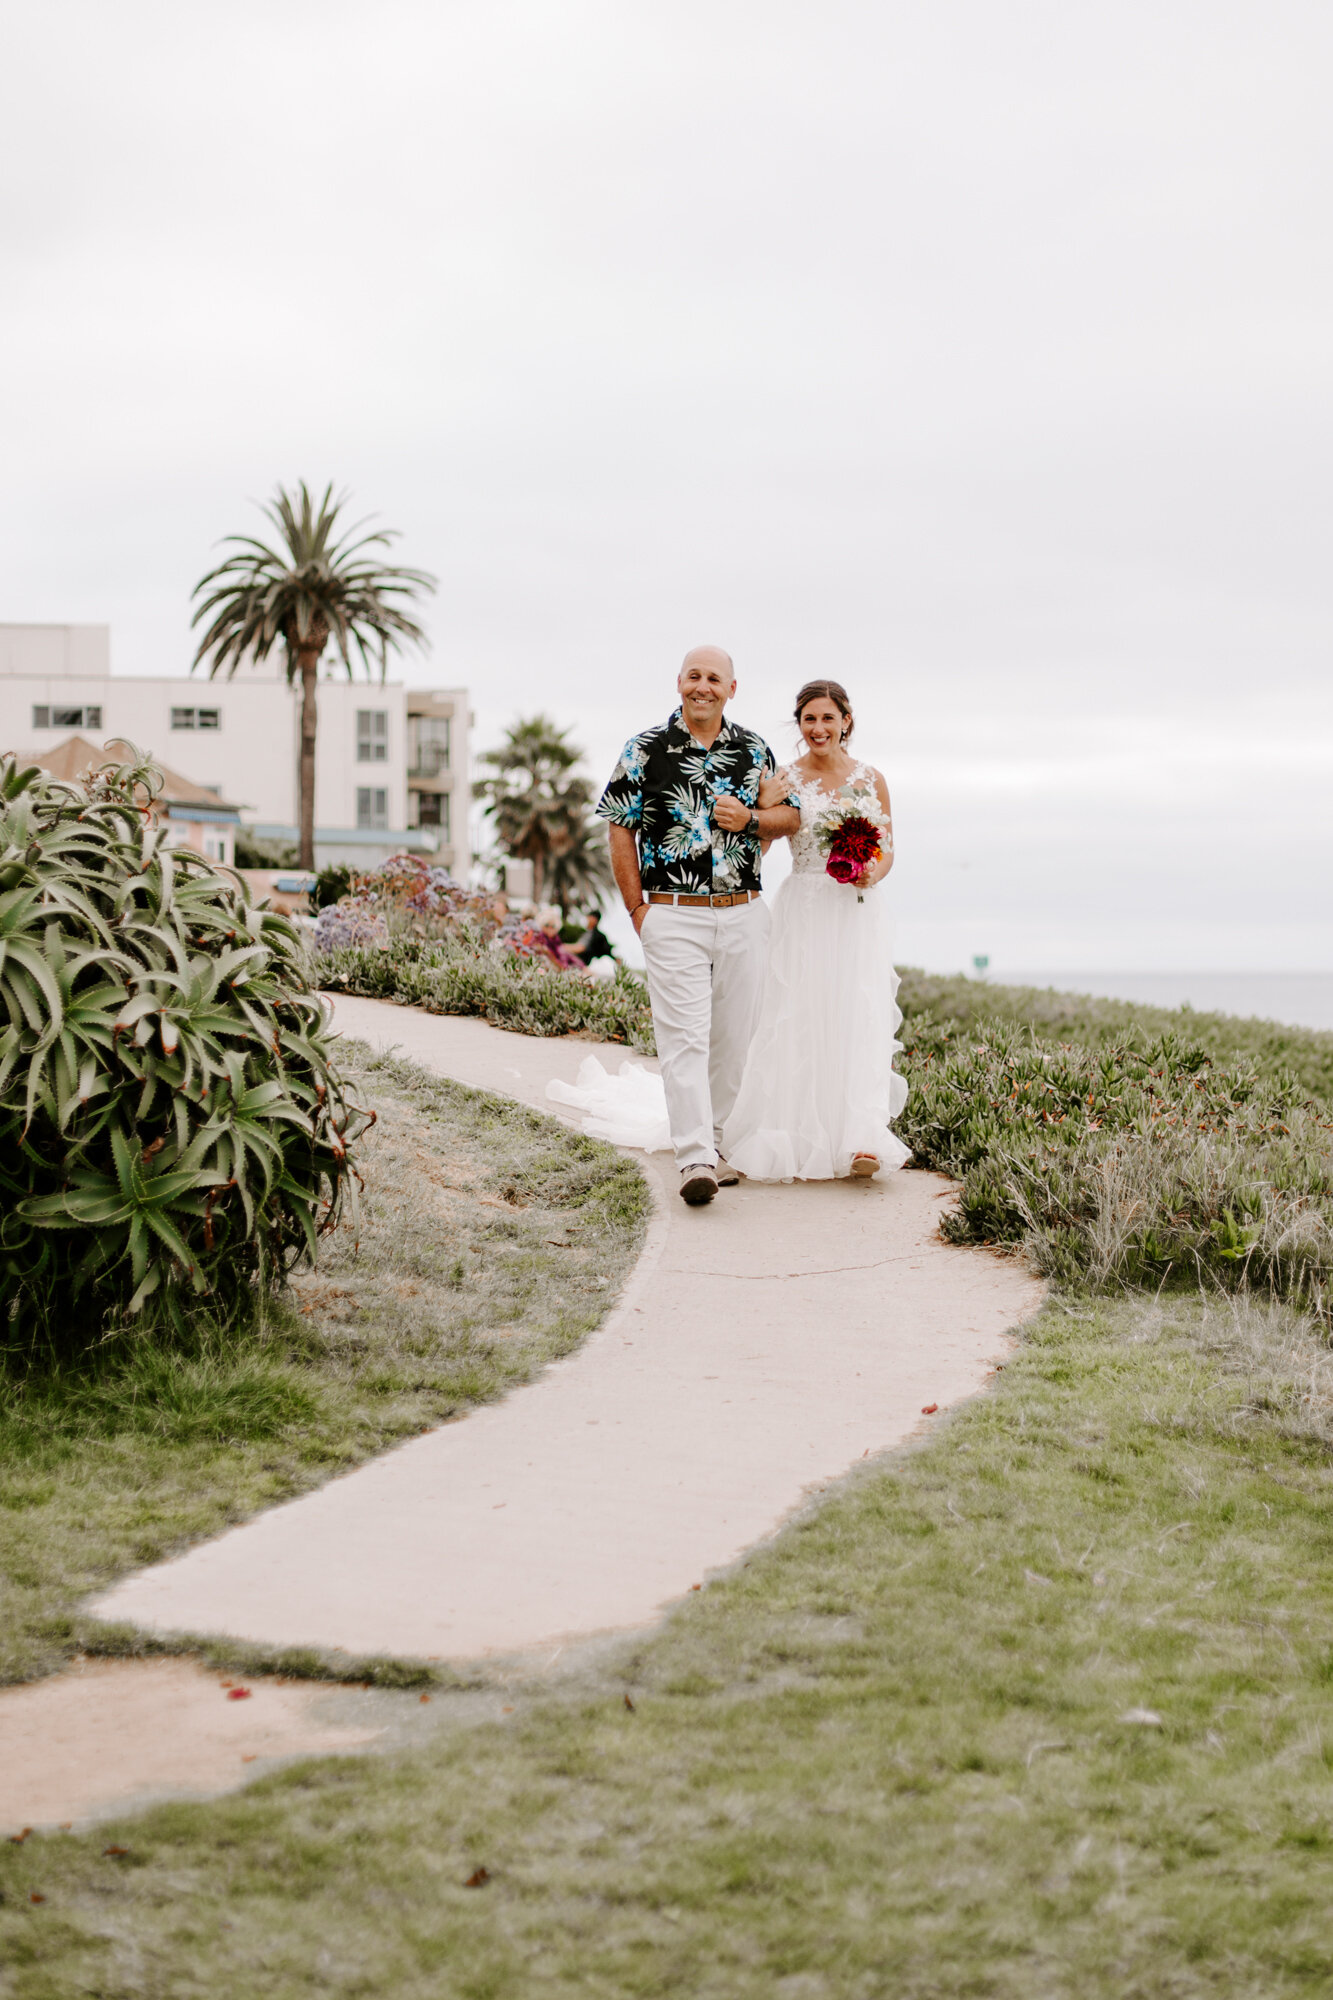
[189,481,437,683]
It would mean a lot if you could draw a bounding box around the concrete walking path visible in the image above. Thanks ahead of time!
[89,995,1043,1667]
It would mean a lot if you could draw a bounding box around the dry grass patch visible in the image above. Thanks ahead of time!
[0,1044,649,1685]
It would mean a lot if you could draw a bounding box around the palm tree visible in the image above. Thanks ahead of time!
[191,482,436,869]
[546,815,614,915]
[474,716,601,908]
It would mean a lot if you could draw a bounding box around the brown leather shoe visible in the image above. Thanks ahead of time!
[679,1165,718,1206]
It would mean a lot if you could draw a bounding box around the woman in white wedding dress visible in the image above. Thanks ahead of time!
[720,678,910,1181]
[548,679,910,1182]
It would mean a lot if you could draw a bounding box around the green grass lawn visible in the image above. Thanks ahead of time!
[6,1292,1333,1996]
[0,1045,648,1687]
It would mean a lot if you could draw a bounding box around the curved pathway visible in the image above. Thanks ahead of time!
[90,996,1043,1666]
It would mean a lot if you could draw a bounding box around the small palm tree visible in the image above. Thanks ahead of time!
[546,816,614,915]
[474,716,600,908]
[191,482,436,869]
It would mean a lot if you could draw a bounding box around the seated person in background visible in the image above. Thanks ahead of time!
[568,908,615,965]
[533,904,582,968]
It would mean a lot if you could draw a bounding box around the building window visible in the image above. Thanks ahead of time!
[408,715,450,776]
[171,707,221,730]
[203,833,230,862]
[357,787,389,830]
[413,791,450,835]
[356,710,389,762]
[33,704,101,730]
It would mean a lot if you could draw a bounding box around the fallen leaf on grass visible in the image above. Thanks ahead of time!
[103,1846,129,1857]
[464,1867,490,1888]
[226,1688,252,1701]
[420,1694,431,1704]
[1025,1740,1070,1769]
[921,1403,938,1415]
[29,1892,45,1904]
[9,1829,31,1844]
[623,1694,636,1711]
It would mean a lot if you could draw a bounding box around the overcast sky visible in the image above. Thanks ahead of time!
[3,0,1330,970]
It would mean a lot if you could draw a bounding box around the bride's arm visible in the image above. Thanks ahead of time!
[756,769,793,811]
[864,768,895,884]
[755,769,796,855]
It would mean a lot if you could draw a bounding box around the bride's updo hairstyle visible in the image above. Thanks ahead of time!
[794,679,854,745]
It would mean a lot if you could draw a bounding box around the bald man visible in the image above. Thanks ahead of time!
[597,646,799,1205]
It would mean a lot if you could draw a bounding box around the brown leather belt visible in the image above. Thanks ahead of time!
[645,890,762,909]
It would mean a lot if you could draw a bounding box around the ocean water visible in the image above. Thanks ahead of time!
[1006,972,1333,1034]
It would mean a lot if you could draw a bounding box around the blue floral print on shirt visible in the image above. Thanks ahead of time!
[596,709,798,896]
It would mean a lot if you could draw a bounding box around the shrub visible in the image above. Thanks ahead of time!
[313,862,351,908]
[234,829,300,870]
[898,1015,1333,1313]
[896,967,1333,1105]
[0,750,370,1361]
[320,933,656,1050]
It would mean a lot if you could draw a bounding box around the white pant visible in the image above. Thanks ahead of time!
[639,899,771,1169]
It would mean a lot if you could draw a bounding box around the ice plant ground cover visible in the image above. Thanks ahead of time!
[320,931,657,1049]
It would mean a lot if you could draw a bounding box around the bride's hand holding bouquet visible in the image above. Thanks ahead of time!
[812,788,893,900]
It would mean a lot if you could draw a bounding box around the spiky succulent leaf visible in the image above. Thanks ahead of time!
[0,748,370,1356]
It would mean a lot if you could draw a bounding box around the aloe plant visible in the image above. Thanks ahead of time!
[0,748,370,1358]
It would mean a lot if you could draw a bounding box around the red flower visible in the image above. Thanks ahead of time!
[825,814,881,884]
[835,816,881,864]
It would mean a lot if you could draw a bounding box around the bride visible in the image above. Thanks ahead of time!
[549,678,910,1183]
[721,677,910,1181]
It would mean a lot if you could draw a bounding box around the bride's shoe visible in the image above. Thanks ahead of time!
[850,1154,879,1178]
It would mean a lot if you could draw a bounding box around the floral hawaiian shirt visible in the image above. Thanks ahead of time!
[596,709,798,896]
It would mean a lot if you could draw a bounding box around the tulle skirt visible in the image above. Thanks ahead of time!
[545,873,911,1180]
[547,1053,673,1151]
[721,872,910,1182]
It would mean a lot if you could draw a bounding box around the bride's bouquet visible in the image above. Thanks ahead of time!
[812,786,890,901]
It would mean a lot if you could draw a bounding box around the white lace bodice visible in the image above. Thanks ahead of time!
[788,761,878,875]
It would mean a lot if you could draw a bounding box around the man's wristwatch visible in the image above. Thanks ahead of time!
[747,807,759,831]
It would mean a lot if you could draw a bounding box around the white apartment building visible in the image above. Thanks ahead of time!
[0,625,471,874]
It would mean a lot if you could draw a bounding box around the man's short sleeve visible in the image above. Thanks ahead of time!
[596,736,647,829]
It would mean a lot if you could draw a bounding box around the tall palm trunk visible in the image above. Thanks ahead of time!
[296,646,322,871]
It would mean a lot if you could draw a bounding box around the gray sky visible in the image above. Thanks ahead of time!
[4,0,1330,969]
